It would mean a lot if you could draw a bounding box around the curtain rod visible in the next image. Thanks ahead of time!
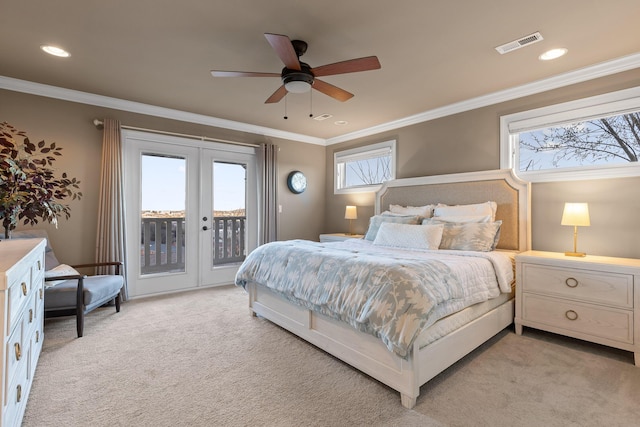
[92,119,260,148]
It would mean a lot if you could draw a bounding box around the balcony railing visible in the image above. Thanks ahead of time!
[140,216,246,275]
[141,217,185,275]
[213,216,246,265]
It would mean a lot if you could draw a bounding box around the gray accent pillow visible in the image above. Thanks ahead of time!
[10,229,61,269]
[422,219,502,251]
[364,215,420,241]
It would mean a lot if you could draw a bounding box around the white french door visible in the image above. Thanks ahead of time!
[123,130,257,297]
[199,149,256,286]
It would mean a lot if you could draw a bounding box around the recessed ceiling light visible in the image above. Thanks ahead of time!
[539,48,567,61]
[40,45,70,58]
[334,120,348,126]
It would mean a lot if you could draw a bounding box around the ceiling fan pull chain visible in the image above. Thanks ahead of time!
[283,96,288,120]
[309,90,313,118]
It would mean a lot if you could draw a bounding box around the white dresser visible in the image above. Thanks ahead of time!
[0,238,46,427]
[515,250,639,366]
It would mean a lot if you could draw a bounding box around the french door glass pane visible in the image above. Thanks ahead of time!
[212,161,246,266]
[140,154,186,275]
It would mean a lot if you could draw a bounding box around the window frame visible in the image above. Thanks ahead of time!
[500,86,640,182]
[334,139,396,194]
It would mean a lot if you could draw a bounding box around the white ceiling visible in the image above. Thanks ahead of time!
[1,0,639,141]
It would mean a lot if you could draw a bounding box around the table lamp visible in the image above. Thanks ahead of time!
[561,202,590,257]
[345,205,358,235]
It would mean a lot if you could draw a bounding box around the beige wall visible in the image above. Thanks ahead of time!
[325,68,640,259]
[1,89,325,263]
[4,66,640,263]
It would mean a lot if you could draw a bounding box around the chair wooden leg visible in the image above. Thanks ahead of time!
[76,310,84,338]
[115,294,121,313]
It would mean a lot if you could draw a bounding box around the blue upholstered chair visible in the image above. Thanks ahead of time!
[12,229,124,337]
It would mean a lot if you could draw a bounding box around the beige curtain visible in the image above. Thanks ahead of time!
[258,143,278,244]
[96,118,128,300]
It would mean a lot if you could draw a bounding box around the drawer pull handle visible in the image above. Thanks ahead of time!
[36,330,40,343]
[29,309,33,323]
[565,310,579,321]
[38,260,42,270]
[565,277,579,288]
[16,385,22,403]
[40,288,43,300]
[15,342,21,361]
[21,282,28,296]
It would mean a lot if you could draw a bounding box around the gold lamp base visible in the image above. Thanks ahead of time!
[565,251,586,257]
[565,225,586,257]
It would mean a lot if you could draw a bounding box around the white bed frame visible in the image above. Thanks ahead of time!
[246,169,530,408]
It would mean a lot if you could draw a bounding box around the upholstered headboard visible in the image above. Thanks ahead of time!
[375,169,531,251]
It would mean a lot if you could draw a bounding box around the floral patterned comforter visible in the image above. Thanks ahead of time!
[235,239,514,358]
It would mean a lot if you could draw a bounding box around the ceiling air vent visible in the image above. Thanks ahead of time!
[495,32,543,54]
[313,113,333,121]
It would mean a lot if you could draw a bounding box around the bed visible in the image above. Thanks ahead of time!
[236,169,530,408]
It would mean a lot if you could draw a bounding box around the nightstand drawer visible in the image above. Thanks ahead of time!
[520,263,633,308]
[522,294,633,344]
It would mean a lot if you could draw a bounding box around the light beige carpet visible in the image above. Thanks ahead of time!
[23,285,640,427]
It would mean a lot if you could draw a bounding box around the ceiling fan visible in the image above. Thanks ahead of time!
[211,33,381,104]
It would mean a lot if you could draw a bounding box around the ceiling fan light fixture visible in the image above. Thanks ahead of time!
[284,80,312,93]
[283,71,314,93]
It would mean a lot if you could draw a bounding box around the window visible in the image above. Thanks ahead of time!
[334,140,396,193]
[500,86,640,182]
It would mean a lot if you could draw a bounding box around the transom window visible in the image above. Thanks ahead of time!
[334,140,396,193]
[500,86,640,182]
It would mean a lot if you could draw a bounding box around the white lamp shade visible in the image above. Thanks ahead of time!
[561,203,590,227]
[345,205,358,220]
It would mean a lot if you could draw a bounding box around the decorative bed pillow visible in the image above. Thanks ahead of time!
[423,219,502,251]
[44,264,81,287]
[364,215,420,241]
[373,223,444,250]
[434,201,497,221]
[424,215,492,223]
[389,204,435,218]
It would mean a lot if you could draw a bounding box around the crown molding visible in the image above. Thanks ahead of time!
[0,76,326,146]
[326,52,640,145]
[2,51,639,148]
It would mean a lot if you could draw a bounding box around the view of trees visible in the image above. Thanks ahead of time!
[347,156,392,186]
[519,112,640,171]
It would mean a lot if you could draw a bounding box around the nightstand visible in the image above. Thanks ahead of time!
[319,233,364,243]
[515,250,639,366]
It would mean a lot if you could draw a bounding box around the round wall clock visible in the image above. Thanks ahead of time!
[287,170,307,194]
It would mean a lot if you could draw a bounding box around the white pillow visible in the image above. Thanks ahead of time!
[434,201,497,221]
[373,223,444,250]
[44,264,81,287]
[389,204,435,218]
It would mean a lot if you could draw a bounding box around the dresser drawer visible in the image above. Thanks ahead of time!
[4,354,29,427]
[520,263,633,308]
[7,268,31,335]
[5,314,24,388]
[522,294,633,344]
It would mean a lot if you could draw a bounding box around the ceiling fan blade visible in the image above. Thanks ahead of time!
[312,56,381,77]
[265,85,288,104]
[312,79,354,102]
[211,70,280,78]
[264,33,301,70]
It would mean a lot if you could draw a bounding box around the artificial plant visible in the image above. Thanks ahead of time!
[0,121,82,239]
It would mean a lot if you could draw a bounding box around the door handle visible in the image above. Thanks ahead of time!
[202,226,209,231]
